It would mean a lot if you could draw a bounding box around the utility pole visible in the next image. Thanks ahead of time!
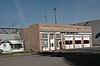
[54,8,57,24]
[12,22,16,34]
[45,0,47,24]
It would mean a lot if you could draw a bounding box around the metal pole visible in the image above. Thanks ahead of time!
[54,8,57,24]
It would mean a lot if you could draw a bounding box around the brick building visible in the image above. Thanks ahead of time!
[20,24,92,52]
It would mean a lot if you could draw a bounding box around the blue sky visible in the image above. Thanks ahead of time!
[0,0,100,27]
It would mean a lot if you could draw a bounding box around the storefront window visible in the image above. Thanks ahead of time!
[42,39,48,48]
[56,33,61,48]
[42,32,48,48]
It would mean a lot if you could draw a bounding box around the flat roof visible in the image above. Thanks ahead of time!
[38,24,91,32]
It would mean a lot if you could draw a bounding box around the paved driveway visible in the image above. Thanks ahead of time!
[0,54,68,66]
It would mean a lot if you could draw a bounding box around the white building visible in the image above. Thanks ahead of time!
[0,34,24,53]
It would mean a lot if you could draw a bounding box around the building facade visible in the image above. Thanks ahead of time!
[20,24,92,52]
[71,19,100,46]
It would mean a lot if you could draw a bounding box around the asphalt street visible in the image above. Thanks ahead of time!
[0,54,68,66]
[0,46,100,66]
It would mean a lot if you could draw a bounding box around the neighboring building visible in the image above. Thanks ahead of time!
[71,19,100,46]
[20,24,92,52]
[0,34,24,53]
[0,27,21,34]
[0,28,24,53]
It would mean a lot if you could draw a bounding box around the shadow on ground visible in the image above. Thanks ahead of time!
[37,51,100,66]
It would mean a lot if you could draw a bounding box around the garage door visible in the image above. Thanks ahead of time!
[65,35,73,49]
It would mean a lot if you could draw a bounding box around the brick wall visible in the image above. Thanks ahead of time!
[20,24,40,52]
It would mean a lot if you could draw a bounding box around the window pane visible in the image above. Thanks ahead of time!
[3,44,6,47]
[11,44,22,49]
[75,40,81,44]
[65,41,72,44]
[56,34,61,38]
[42,39,48,48]
[42,33,48,38]
[84,40,89,44]
[50,34,54,39]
